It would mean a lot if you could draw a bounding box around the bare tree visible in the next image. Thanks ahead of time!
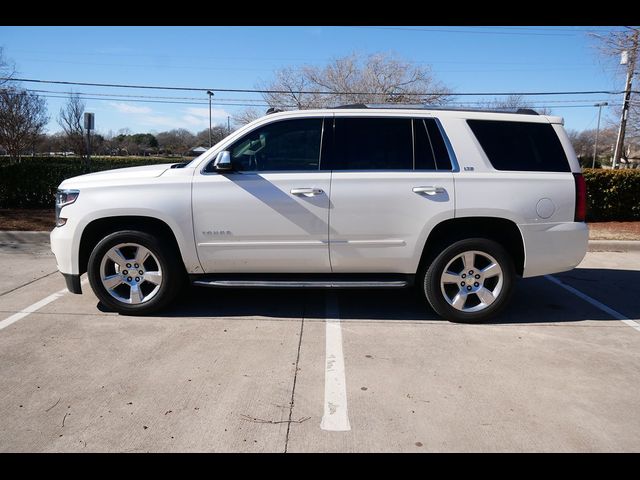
[156,128,195,155]
[58,93,87,164]
[0,47,15,87]
[482,94,552,115]
[232,107,262,126]
[235,52,452,122]
[195,126,229,146]
[260,66,325,110]
[302,53,451,106]
[591,27,640,165]
[0,88,48,162]
[484,94,528,110]
[568,127,618,167]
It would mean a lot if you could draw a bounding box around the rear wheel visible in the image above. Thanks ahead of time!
[88,230,183,315]
[423,238,515,323]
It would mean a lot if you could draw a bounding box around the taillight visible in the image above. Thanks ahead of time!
[573,173,586,222]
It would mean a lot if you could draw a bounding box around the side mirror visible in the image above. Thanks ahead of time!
[213,151,233,172]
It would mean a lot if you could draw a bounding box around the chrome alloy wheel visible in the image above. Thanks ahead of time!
[439,250,503,313]
[99,243,163,305]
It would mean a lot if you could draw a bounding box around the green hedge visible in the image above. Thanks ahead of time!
[0,156,176,208]
[1,159,639,221]
[583,168,640,221]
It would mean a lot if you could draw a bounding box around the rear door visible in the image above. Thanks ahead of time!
[326,116,456,273]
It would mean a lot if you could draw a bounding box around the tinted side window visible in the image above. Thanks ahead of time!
[228,118,322,172]
[413,118,453,170]
[426,119,453,170]
[467,120,570,172]
[413,119,436,170]
[331,118,412,170]
[413,118,451,170]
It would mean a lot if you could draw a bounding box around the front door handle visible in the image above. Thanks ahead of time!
[291,187,324,197]
[413,186,446,196]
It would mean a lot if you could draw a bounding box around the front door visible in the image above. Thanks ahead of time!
[192,117,331,273]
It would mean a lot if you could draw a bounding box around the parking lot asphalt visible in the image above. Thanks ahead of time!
[0,239,639,452]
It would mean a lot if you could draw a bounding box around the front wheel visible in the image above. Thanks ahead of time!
[423,238,515,323]
[88,230,183,315]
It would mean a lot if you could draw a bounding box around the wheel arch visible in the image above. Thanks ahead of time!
[78,216,186,276]
[418,217,525,276]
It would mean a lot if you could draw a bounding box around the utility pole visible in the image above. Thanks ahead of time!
[207,90,214,148]
[592,102,608,168]
[612,29,638,169]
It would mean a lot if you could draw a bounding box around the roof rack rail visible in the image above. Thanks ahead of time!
[332,104,539,115]
[335,103,369,109]
[515,108,539,115]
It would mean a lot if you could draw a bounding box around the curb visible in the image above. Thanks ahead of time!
[1,231,639,252]
[0,231,50,244]
[587,240,640,252]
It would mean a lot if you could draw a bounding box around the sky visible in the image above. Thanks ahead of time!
[0,26,631,137]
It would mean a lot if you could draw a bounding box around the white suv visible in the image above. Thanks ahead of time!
[50,106,589,322]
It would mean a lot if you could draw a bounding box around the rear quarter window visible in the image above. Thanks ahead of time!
[467,119,570,172]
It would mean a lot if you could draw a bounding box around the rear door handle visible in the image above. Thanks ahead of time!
[291,187,324,197]
[413,186,446,196]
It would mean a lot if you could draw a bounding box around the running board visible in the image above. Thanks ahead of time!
[192,280,409,289]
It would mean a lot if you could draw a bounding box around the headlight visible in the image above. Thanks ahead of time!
[55,189,80,227]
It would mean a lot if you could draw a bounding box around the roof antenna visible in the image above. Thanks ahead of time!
[266,107,283,115]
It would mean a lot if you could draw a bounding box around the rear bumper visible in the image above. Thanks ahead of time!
[519,222,589,278]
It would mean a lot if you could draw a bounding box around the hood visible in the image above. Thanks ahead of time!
[58,163,175,189]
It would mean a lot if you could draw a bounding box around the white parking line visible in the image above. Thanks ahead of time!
[545,275,640,332]
[0,288,67,331]
[320,292,351,432]
[0,278,88,331]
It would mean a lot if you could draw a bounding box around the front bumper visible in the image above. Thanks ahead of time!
[50,224,78,276]
[51,225,83,294]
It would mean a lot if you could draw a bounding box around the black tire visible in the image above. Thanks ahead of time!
[87,230,184,315]
[422,238,515,323]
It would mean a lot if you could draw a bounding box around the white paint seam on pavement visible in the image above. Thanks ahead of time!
[545,275,640,332]
[320,292,351,432]
[0,278,88,331]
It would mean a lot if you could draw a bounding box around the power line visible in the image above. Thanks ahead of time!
[24,89,271,104]
[7,48,607,68]
[12,87,620,106]
[13,57,276,73]
[24,88,616,106]
[468,26,621,33]
[338,26,577,37]
[28,93,284,108]
[339,26,629,38]
[3,86,626,111]
[17,91,623,111]
[447,98,617,105]
[14,56,611,74]
[2,77,631,97]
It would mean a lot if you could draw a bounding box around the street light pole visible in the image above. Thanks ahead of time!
[207,90,214,148]
[592,102,608,169]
